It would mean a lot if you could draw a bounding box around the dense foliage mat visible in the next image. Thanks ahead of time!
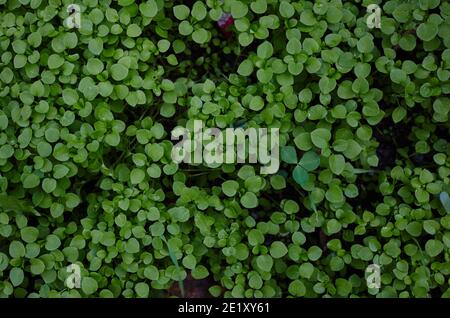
[0,0,449,298]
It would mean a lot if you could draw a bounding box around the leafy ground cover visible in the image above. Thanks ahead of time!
[0,0,449,298]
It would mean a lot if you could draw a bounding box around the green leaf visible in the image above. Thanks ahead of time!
[250,0,267,14]
[10,268,24,287]
[288,280,306,296]
[0,194,39,215]
[30,258,45,275]
[9,241,25,258]
[319,76,336,94]
[144,265,159,280]
[415,188,429,203]
[86,58,104,75]
[281,146,298,164]
[0,144,14,159]
[230,0,248,19]
[0,67,14,83]
[257,41,273,59]
[392,106,407,123]
[37,141,52,157]
[326,219,342,235]
[30,80,45,97]
[406,221,422,237]
[173,5,190,20]
[248,229,264,246]
[82,277,98,295]
[179,21,193,35]
[390,68,407,84]
[100,232,116,247]
[425,239,444,257]
[191,1,207,21]
[119,0,134,6]
[62,88,79,105]
[343,140,362,159]
[256,254,273,272]
[279,1,294,18]
[237,59,254,76]
[329,154,345,175]
[157,39,170,53]
[47,54,64,69]
[357,35,374,53]
[336,278,352,297]
[270,241,288,258]
[311,128,331,149]
[256,68,272,83]
[299,263,314,279]
[127,24,142,37]
[45,234,61,251]
[168,207,190,222]
[0,111,9,130]
[88,38,103,55]
[182,254,197,270]
[307,246,322,261]
[222,180,239,197]
[249,96,264,111]
[20,227,39,243]
[299,151,320,171]
[110,64,129,81]
[286,38,302,55]
[326,184,344,203]
[135,282,149,297]
[270,175,286,190]
[293,165,308,185]
[192,265,209,279]
[23,174,40,189]
[283,200,299,214]
[140,0,158,17]
[130,168,145,184]
[399,35,416,51]
[241,192,258,209]
[125,238,140,254]
[439,192,450,213]
[192,28,209,44]
[63,33,78,48]
[300,10,316,26]
[248,272,263,289]
[417,22,438,41]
